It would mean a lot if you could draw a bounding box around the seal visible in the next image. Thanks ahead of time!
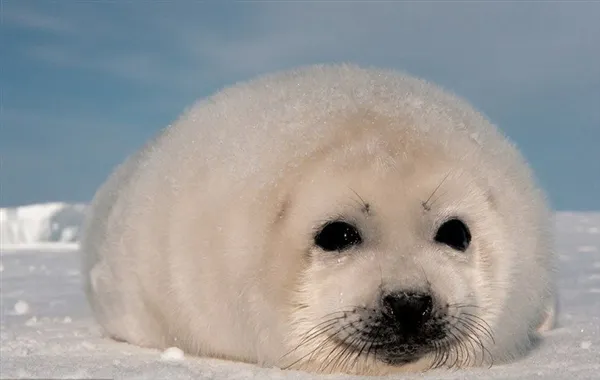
[81,64,556,375]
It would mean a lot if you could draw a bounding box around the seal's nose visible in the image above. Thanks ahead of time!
[382,292,433,334]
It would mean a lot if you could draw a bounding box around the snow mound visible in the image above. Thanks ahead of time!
[0,203,88,247]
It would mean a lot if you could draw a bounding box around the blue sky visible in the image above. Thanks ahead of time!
[1,1,599,210]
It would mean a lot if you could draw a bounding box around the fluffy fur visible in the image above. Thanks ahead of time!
[82,64,556,375]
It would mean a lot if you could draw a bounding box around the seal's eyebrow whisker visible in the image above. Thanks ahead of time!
[422,172,451,211]
[416,264,432,290]
[377,260,385,293]
[348,187,371,215]
[428,187,449,211]
[430,174,484,212]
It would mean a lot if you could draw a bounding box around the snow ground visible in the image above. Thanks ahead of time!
[1,212,599,379]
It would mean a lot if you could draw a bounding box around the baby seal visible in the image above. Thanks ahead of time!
[81,64,556,375]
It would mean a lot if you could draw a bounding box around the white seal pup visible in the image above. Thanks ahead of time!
[81,64,556,375]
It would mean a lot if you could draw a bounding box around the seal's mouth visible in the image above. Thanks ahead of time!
[351,307,495,369]
[349,291,450,365]
[330,314,448,366]
[379,352,425,366]
[283,304,494,372]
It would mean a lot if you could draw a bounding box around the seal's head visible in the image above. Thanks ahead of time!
[262,111,555,375]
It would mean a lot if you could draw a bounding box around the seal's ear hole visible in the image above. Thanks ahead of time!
[434,218,471,252]
[314,221,362,252]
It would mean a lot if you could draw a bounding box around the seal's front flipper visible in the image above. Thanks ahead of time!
[537,294,558,334]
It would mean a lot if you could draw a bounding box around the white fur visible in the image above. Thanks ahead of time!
[81,64,556,375]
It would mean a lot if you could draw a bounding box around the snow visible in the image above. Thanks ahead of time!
[12,300,30,316]
[161,347,186,362]
[0,202,88,247]
[1,211,599,379]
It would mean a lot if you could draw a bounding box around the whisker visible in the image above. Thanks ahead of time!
[449,331,463,369]
[348,187,370,214]
[428,187,449,210]
[422,172,451,211]
[455,319,493,367]
[351,325,374,371]
[460,318,494,346]
[337,330,366,373]
[295,320,341,347]
[445,327,467,368]
[281,321,339,362]
[459,313,495,342]
[445,312,494,345]
[284,309,359,355]
[327,331,356,372]
[364,324,383,369]
[451,323,478,367]
[284,304,496,373]
[313,324,353,372]
[447,303,482,310]
[323,323,366,373]
[430,340,445,369]
[282,320,346,370]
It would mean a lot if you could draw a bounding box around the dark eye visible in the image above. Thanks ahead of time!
[434,218,471,252]
[314,221,363,252]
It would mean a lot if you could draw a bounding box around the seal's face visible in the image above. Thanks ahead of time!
[277,132,503,374]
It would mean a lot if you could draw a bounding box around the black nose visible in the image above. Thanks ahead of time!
[382,292,434,334]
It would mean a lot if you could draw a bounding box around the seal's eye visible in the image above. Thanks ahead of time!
[434,218,471,252]
[315,221,362,252]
